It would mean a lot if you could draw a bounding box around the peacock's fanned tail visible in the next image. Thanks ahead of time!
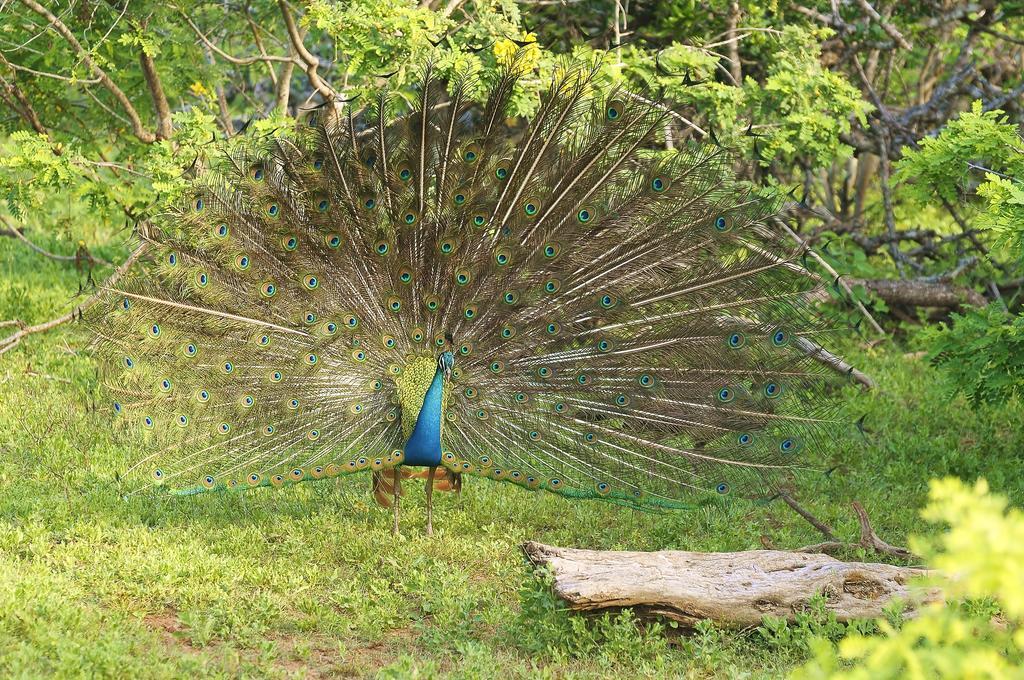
[90,59,843,510]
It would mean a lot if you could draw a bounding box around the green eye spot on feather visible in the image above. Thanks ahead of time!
[387,296,401,313]
[399,267,413,283]
[463,143,481,162]
[397,163,413,181]
[343,313,359,329]
[543,243,560,258]
[214,223,229,239]
[196,389,211,402]
[193,196,205,212]
[546,322,560,335]
[425,295,440,312]
[495,159,511,180]
[159,378,171,392]
[599,293,618,309]
[772,329,789,346]
[459,342,473,356]
[324,322,337,335]
[255,333,271,347]
[453,192,466,206]
[182,343,198,358]
[123,356,135,369]
[577,208,593,223]
[455,268,472,285]
[246,471,260,485]
[120,298,132,311]
[403,210,419,225]
[494,248,511,266]
[287,398,299,409]
[282,235,298,252]
[303,312,317,324]
[472,214,486,227]
[597,338,612,352]
[167,252,178,267]
[177,415,190,428]
[242,395,255,407]
[502,290,518,305]
[606,99,624,120]
[326,233,341,249]
[717,387,735,403]
[596,482,610,496]
[374,240,390,256]
[537,366,551,378]
[249,164,265,181]
[544,278,560,294]
[737,432,754,447]
[152,468,164,483]
[583,432,596,443]
[489,360,504,374]
[142,416,154,429]
[263,425,275,436]
[500,325,516,339]
[440,239,455,254]
[714,216,729,231]
[464,304,478,319]
[523,199,540,217]
[316,197,330,212]
[638,373,655,388]
[382,335,396,349]
[716,483,730,495]
[195,272,209,287]
[464,387,477,398]
[311,157,324,171]
[577,373,591,386]
[201,475,216,489]
[148,323,161,339]
[260,282,277,298]
[362,196,377,210]
[779,437,801,453]
[269,370,283,383]
[650,176,670,192]
[234,254,250,270]
[303,274,319,290]
[764,382,783,399]
[614,394,630,407]
[727,332,745,349]
[222,361,234,374]
[434,334,446,347]
[411,328,425,343]
[266,203,280,217]
[553,401,567,413]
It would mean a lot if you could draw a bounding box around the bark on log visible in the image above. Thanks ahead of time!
[523,541,940,628]
[851,278,986,308]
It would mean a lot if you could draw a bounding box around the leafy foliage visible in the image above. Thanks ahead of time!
[919,304,1024,405]
[796,478,1024,679]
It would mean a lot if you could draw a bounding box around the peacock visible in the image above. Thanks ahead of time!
[89,59,843,535]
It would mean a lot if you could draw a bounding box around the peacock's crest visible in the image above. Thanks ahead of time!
[90,59,843,513]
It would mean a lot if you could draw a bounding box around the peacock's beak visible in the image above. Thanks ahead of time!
[443,364,452,381]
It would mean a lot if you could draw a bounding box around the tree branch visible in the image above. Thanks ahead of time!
[0,244,144,356]
[138,49,173,140]
[16,0,156,143]
[277,0,336,101]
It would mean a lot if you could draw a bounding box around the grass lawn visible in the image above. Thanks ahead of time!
[2,231,1021,678]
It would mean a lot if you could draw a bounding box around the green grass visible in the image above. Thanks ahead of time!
[2,232,1022,678]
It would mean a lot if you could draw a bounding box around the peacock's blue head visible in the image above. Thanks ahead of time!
[437,351,455,380]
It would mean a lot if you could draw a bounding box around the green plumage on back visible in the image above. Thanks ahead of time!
[89,58,844,517]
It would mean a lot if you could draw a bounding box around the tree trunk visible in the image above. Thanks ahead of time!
[851,278,986,308]
[522,541,940,628]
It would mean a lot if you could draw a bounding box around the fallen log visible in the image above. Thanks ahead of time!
[523,541,940,628]
[850,278,986,308]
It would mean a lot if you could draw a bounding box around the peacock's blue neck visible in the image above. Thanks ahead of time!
[402,366,445,467]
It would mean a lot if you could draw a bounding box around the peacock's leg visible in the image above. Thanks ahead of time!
[425,466,436,536]
[392,468,401,535]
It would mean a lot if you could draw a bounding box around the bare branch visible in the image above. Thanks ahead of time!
[0,243,145,356]
[138,49,173,140]
[278,0,337,101]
